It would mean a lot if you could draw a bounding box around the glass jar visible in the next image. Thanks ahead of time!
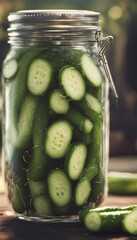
[2,10,115,222]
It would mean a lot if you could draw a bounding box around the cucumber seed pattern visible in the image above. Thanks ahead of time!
[45,121,72,159]
[60,67,85,100]
[27,58,52,95]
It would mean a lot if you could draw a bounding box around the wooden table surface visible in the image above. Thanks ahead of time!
[0,193,137,240]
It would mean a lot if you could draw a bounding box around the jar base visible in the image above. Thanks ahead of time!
[17,214,79,223]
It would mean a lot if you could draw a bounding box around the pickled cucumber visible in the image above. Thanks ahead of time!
[4,47,104,217]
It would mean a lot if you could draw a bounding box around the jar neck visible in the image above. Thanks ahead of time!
[8,25,102,47]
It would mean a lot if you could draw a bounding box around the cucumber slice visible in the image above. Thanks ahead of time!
[27,99,49,181]
[81,53,102,87]
[86,93,102,113]
[84,211,101,231]
[122,209,137,235]
[60,66,86,101]
[49,89,69,114]
[76,93,102,122]
[48,169,72,207]
[75,178,91,206]
[15,93,38,149]
[33,195,53,216]
[27,58,53,95]
[45,120,72,159]
[64,143,87,180]
[3,59,18,79]
[66,106,93,134]
[29,180,47,199]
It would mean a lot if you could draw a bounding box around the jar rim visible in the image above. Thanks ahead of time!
[8,9,100,24]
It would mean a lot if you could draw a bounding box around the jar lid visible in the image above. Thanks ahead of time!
[8,10,100,24]
[8,10,101,46]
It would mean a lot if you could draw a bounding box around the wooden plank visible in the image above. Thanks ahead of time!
[0,193,137,240]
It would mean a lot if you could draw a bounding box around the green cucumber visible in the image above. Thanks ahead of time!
[88,85,102,101]
[90,167,104,204]
[80,205,137,223]
[80,205,137,234]
[33,195,53,216]
[90,152,104,204]
[29,179,53,216]
[64,142,87,180]
[49,89,69,114]
[81,53,102,87]
[7,147,25,176]
[27,99,49,181]
[108,172,137,195]
[82,210,130,232]
[73,128,92,145]
[9,47,43,147]
[47,169,72,207]
[12,178,30,214]
[75,92,102,122]
[27,57,53,95]
[60,66,86,101]
[3,48,26,79]
[74,178,91,207]
[66,106,93,134]
[45,120,72,159]
[122,209,137,235]
[29,180,47,199]
[81,122,102,181]
[15,93,38,149]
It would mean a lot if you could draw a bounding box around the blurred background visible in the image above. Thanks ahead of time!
[0,0,137,174]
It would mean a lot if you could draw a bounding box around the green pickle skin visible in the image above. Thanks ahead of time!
[3,47,104,217]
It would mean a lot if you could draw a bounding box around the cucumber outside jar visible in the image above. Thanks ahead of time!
[2,10,112,222]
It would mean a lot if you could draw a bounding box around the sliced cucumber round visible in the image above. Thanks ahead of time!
[45,120,72,159]
[122,209,137,235]
[76,92,102,122]
[3,59,18,79]
[86,93,102,114]
[60,66,86,101]
[75,178,91,206]
[81,53,102,87]
[84,211,101,231]
[48,169,72,207]
[27,58,53,95]
[33,195,53,216]
[49,89,69,114]
[29,180,47,199]
[64,143,87,180]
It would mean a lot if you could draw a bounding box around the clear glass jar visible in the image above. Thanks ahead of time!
[2,10,113,222]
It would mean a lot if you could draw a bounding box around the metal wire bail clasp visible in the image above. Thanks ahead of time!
[96,31,118,99]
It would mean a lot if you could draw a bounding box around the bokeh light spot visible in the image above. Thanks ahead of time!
[109,6,122,20]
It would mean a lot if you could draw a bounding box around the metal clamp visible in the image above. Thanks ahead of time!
[96,31,118,99]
